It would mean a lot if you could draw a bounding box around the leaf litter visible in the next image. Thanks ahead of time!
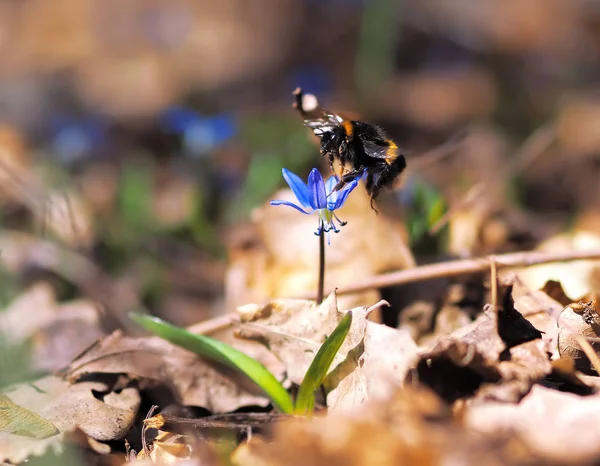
[3,236,600,464]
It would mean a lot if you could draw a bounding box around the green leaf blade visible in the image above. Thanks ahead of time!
[295,311,353,415]
[129,313,294,414]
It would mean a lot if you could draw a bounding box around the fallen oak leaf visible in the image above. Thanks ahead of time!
[235,293,370,386]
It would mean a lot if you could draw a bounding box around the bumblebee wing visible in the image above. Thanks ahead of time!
[361,140,395,159]
[304,112,343,136]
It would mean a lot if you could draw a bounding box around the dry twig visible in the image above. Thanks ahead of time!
[297,248,600,299]
[575,335,600,375]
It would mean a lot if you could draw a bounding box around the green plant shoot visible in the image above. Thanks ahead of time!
[129,312,294,414]
[295,311,353,415]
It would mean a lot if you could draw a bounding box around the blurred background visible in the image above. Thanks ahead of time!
[0,0,599,346]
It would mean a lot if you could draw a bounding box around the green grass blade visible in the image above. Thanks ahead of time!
[295,311,353,415]
[130,313,294,414]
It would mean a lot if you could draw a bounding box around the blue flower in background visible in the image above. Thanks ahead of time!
[49,114,108,165]
[160,107,236,157]
[270,168,359,238]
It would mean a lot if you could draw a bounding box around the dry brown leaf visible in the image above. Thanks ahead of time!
[235,293,370,386]
[233,386,540,466]
[236,294,419,415]
[65,329,283,413]
[0,375,140,463]
[226,184,415,312]
[413,299,550,404]
[465,384,600,464]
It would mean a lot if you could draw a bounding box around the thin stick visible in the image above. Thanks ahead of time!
[184,248,600,334]
[296,248,600,299]
[490,257,498,312]
[316,232,325,304]
[141,405,159,458]
[575,335,600,374]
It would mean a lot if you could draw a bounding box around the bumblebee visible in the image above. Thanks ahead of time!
[293,88,406,209]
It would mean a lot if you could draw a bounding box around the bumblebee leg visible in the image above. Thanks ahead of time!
[365,171,375,193]
[369,183,381,213]
[333,167,366,192]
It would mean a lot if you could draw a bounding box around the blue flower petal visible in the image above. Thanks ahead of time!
[329,177,359,210]
[282,168,312,209]
[324,175,338,196]
[308,169,327,210]
[270,199,313,215]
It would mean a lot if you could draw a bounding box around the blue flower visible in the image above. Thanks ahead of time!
[270,168,359,236]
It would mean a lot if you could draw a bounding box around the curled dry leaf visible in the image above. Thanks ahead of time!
[0,376,140,464]
[65,329,284,413]
[236,293,420,415]
[412,295,550,404]
[508,277,563,356]
[226,184,415,312]
[235,293,366,386]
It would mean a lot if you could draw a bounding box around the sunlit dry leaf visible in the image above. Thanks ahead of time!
[326,323,418,415]
[0,393,58,439]
[235,293,369,386]
[143,432,192,464]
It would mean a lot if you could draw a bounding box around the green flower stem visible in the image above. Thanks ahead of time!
[317,231,325,304]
